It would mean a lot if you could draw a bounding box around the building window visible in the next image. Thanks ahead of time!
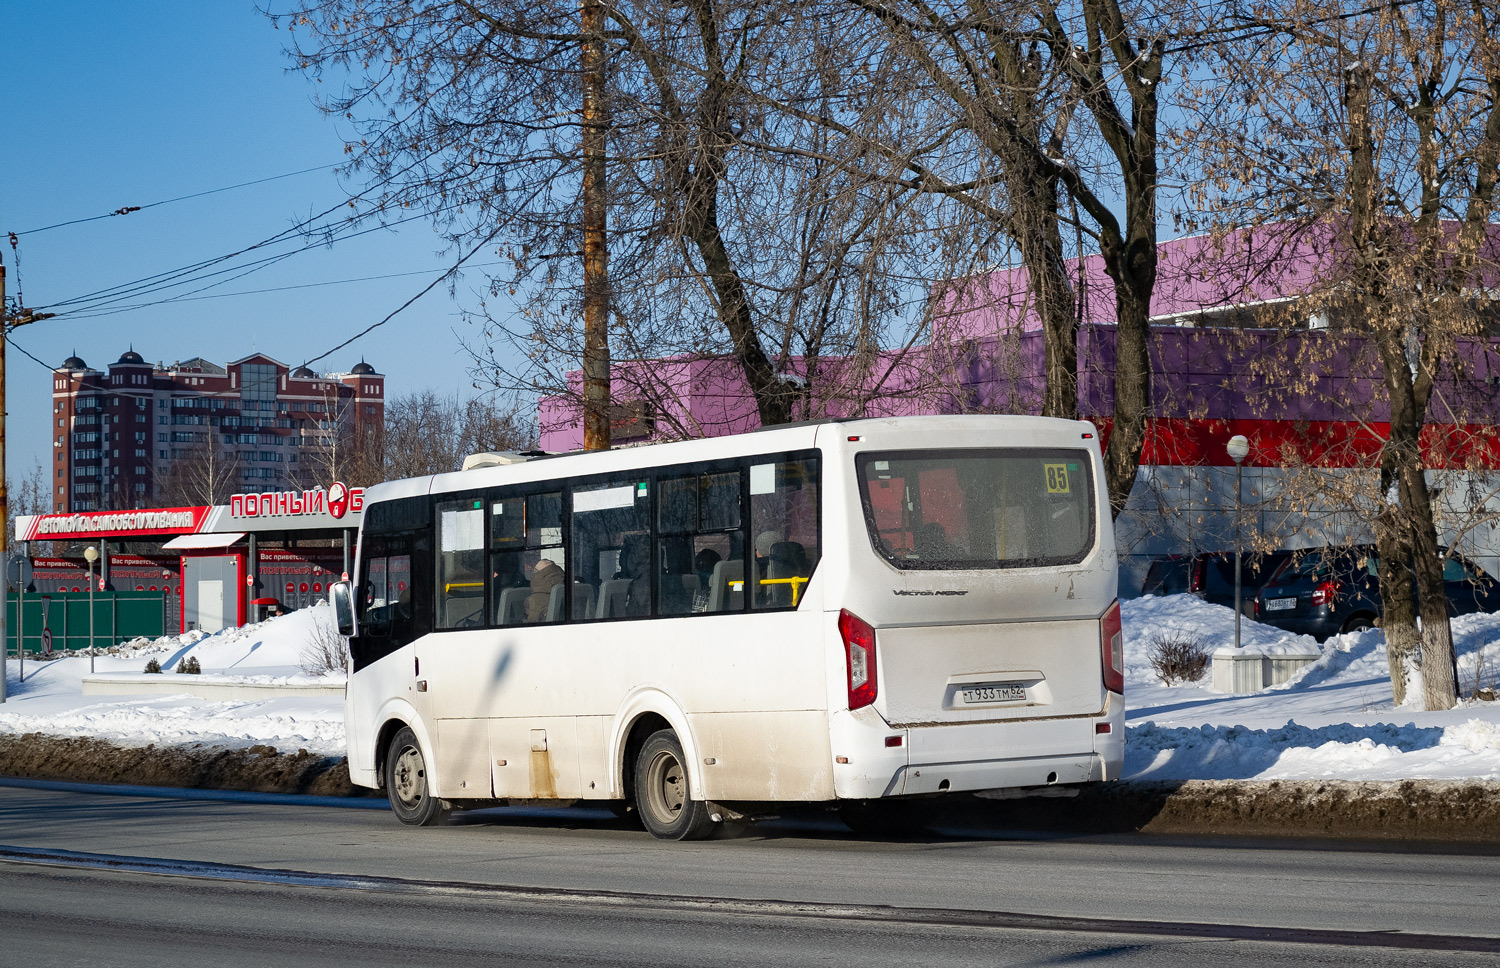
[240,363,278,402]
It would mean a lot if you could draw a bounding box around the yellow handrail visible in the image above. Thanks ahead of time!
[727,576,810,605]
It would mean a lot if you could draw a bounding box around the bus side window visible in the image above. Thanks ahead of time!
[351,538,417,672]
[749,458,820,609]
[573,481,650,621]
[436,500,485,630]
[362,553,391,636]
[490,495,527,625]
[658,470,743,616]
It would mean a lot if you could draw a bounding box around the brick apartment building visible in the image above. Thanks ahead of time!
[50,351,385,513]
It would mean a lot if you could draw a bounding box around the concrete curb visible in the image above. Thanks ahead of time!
[957,778,1500,843]
[78,675,344,702]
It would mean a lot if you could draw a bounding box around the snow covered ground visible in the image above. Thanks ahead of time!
[1122,596,1500,782]
[0,604,346,756]
[2,596,1499,783]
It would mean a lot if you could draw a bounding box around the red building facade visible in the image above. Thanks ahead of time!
[50,351,384,513]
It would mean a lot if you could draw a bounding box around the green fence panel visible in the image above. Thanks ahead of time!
[6,591,167,655]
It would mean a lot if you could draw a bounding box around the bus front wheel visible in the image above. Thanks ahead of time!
[634,730,714,841]
[384,726,450,826]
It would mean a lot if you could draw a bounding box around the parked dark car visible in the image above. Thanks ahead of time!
[1252,546,1500,640]
[1142,550,1294,613]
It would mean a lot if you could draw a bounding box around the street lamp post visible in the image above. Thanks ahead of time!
[1227,435,1250,650]
[83,545,99,674]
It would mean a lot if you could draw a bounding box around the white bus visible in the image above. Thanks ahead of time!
[331,415,1124,840]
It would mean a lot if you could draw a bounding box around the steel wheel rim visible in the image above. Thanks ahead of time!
[645,748,686,824]
[393,744,427,807]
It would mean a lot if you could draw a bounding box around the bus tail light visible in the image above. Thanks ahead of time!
[838,609,878,710]
[1100,600,1124,694]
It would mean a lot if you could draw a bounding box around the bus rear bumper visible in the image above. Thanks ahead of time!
[830,708,1120,800]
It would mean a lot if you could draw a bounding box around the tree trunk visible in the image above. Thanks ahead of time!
[581,0,611,451]
[1400,463,1458,710]
[1377,327,1457,710]
[1010,170,1077,421]
[1373,498,1418,705]
[1100,230,1157,519]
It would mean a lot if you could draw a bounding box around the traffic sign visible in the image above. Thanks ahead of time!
[6,555,33,592]
[40,628,52,656]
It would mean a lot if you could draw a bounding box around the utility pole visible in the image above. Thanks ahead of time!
[1,256,8,703]
[580,0,611,451]
[0,255,54,704]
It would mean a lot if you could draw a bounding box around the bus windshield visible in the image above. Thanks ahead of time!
[857,448,1094,569]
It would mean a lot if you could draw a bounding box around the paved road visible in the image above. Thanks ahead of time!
[1,780,1496,966]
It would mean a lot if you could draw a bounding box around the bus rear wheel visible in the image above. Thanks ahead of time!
[634,730,714,841]
[384,726,450,826]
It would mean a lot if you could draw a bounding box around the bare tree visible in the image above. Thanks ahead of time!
[293,386,383,489]
[381,390,536,479]
[280,0,934,440]
[1187,0,1500,709]
[767,0,1191,516]
[6,462,51,554]
[157,438,242,508]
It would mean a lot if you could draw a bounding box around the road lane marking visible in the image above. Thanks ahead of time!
[1,844,1496,955]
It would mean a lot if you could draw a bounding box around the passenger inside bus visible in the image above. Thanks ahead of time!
[614,534,651,617]
[525,557,564,623]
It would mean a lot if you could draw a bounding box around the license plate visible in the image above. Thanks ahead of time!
[1265,597,1298,611]
[960,683,1026,704]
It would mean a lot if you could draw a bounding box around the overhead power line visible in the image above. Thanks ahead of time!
[11,163,342,236]
[131,263,507,304]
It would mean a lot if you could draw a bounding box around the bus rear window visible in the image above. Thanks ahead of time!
[857,449,1094,569]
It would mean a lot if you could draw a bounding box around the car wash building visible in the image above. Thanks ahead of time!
[10,483,364,651]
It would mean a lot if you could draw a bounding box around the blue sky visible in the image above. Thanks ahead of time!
[1,1,518,479]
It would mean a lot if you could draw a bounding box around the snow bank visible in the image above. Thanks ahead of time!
[1122,596,1500,780]
[0,603,346,755]
[3,594,1500,782]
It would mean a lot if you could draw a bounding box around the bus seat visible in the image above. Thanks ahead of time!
[706,559,744,612]
[546,582,596,622]
[496,586,527,626]
[596,578,630,619]
[572,582,595,620]
[444,594,483,629]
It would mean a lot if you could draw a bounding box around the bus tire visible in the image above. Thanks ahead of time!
[384,726,450,827]
[634,729,714,841]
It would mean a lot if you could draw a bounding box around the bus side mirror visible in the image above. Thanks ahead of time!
[331,580,358,637]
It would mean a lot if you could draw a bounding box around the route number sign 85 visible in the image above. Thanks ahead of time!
[1044,463,1071,494]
